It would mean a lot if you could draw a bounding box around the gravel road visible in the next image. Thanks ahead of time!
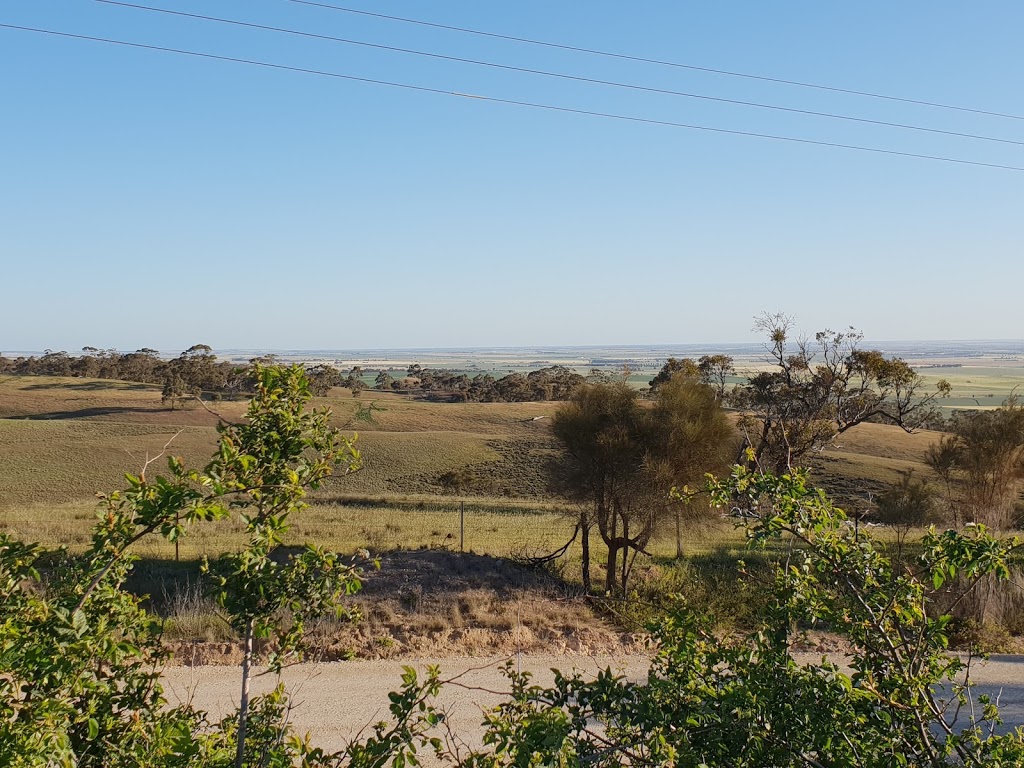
[164,654,1024,753]
[165,655,648,752]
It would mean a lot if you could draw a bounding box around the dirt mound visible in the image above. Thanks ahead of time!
[167,550,645,666]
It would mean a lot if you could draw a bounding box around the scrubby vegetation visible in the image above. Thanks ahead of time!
[471,468,1024,766]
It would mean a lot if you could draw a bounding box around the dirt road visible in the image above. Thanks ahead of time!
[164,654,1024,752]
[164,655,648,752]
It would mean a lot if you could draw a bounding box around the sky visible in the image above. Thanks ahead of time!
[2,1,1022,352]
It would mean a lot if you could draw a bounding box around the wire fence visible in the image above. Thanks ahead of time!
[299,499,580,561]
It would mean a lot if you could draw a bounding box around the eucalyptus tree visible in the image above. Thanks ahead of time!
[732,312,950,472]
[551,375,733,593]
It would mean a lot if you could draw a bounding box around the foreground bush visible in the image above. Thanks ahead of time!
[469,467,1024,767]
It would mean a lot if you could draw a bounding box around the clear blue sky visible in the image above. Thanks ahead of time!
[2,1,1022,352]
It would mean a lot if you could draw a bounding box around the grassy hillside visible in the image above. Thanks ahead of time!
[0,373,944,564]
[0,378,563,506]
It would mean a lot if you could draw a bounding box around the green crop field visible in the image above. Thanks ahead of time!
[916,366,1024,413]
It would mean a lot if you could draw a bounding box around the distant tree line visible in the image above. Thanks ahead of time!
[0,345,249,399]
[0,349,594,405]
[0,346,371,406]
[373,363,586,402]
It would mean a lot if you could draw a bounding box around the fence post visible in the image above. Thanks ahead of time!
[460,500,465,553]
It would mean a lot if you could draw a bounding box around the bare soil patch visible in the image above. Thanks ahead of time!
[167,550,644,666]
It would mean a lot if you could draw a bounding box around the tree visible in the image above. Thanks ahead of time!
[925,396,1024,629]
[926,394,1024,531]
[161,372,197,410]
[552,383,653,594]
[374,370,394,391]
[344,365,368,393]
[697,353,735,399]
[649,374,735,558]
[649,357,699,392]
[176,343,224,393]
[306,364,344,396]
[732,312,950,472]
[649,355,734,401]
[551,378,732,593]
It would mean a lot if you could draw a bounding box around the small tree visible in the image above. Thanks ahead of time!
[926,394,1024,531]
[161,372,197,410]
[874,469,939,557]
[306,363,345,396]
[198,364,362,767]
[732,312,950,472]
[697,353,735,399]
[551,378,732,592]
[648,357,699,392]
[649,373,735,558]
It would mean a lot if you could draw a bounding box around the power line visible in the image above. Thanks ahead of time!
[287,0,1024,123]
[95,1,1024,149]
[3,22,1023,173]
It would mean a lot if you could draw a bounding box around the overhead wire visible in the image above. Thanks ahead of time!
[286,0,1024,123]
[94,0,1024,148]
[2,23,1022,173]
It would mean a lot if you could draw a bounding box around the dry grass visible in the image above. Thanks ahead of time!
[304,550,641,660]
[324,390,558,433]
[320,432,499,497]
[0,378,557,508]
[824,422,939,464]
[0,375,246,425]
[0,420,218,506]
[162,549,643,664]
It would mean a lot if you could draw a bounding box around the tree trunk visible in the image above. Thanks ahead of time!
[235,619,254,768]
[605,544,619,595]
[581,521,592,593]
[623,548,638,594]
[620,519,630,594]
[675,506,683,559]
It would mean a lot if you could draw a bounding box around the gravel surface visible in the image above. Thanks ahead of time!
[164,654,650,753]
[164,654,1024,753]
